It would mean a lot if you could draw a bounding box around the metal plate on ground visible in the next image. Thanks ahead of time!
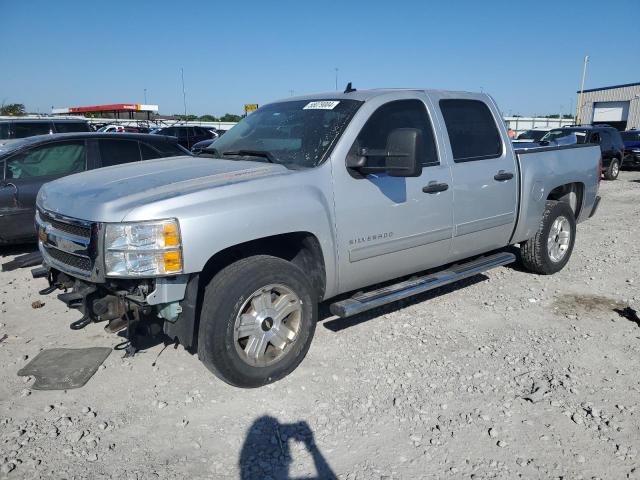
[17,347,111,390]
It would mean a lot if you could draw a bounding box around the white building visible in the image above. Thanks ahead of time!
[576,82,640,130]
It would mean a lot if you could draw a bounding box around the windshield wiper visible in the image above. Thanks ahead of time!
[223,150,275,163]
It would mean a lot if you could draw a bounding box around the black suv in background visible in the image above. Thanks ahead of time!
[0,118,91,140]
[0,132,190,244]
[621,130,640,168]
[151,125,215,149]
[541,125,625,180]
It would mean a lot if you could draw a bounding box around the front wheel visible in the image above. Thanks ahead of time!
[520,201,576,275]
[197,255,317,388]
[604,158,620,180]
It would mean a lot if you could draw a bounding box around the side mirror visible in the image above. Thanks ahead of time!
[385,128,422,177]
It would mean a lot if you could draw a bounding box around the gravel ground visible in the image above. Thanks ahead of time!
[1,172,639,480]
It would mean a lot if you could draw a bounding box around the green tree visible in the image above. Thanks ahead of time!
[219,113,242,122]
[0,103,26,116]
[198,114,219,122]
[173,114,198,121]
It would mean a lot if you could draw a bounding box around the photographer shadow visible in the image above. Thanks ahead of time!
[239,416,336,480]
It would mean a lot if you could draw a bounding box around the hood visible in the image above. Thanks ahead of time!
[38,156,288,222]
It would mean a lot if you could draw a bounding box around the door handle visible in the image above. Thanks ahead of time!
[422,182,449,194]
[494,170,514,181]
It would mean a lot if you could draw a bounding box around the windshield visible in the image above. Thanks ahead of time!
[516,130,547,141]
[621,131,640,142]
[205,99,362,168]
[542,129,587,144]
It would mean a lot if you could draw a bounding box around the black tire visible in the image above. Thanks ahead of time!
[197,255,317,388]
[520,201,576,275]
[604,158,620,180]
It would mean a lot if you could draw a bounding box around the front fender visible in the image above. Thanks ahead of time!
[123,165,339,298]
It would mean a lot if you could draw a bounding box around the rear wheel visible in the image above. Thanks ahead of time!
[520,201,576,275]
[197,255,317,388]
[604,158,620,180]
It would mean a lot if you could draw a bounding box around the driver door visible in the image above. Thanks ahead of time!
[332,97,454,293]
[0,140,87,242]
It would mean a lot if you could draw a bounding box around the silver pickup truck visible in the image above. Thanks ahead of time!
[33,88,601,387]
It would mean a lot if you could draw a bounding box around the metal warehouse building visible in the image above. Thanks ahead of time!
[577,82,640,130]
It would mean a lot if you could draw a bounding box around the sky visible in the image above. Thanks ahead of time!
[1,0,639,117]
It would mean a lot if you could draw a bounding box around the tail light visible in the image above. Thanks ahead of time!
[598,157,602,183]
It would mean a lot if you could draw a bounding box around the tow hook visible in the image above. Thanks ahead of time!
[57,285,97,330]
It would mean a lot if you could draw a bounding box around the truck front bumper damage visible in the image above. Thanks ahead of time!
[31,264,199,351]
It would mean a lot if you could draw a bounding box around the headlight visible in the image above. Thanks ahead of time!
[104,219,183,277]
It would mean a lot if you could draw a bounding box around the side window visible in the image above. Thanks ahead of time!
[6,141,86,179]
[174,128,188,139]
[439,99,502,162]
[54,121,90,133]
[355,99,439,168]
[161,127,175,136]
[0,123,9,140]
[98,139,141,167]
[140,143,163,160]
[590,132,601,144]
[12,122,53,138]
[149,141,188,157]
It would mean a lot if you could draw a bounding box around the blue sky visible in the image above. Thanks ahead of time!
[1,0,638,117]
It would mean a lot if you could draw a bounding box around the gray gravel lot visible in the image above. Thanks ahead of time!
[1,172,639,479]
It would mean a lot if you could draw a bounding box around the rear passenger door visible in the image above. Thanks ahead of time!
[438,98,518,261]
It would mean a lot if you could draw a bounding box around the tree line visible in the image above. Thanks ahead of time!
[172,113,243,122]
[0,103,243,122]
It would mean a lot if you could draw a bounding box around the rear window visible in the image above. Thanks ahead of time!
[98,139,141,167]
[12,122,52,138]
[54,121,90,133]
[439,99,502,162]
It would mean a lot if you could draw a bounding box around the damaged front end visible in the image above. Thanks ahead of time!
[33,208,194,354]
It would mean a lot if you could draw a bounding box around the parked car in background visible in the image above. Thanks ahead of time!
[621,129,640,168]
[512,128,552,143]
[34,88,600,387]
[97,124,151,134]
[0,133,190,244]
[191,138,217,154]
[151,125,215,149]
[541,125,625,180]
[0,118,91,141]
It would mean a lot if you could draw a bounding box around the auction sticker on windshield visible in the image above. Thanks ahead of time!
[303,101,340,110]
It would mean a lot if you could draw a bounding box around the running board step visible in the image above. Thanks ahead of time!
[329,252,516,318]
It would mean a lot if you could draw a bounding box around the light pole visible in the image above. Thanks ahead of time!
[576,55,589,125]
[144,88,147,104]
[181,68,187,120]
[334,67,338,91]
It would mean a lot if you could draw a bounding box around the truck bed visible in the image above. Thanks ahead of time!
[511,143,601,244]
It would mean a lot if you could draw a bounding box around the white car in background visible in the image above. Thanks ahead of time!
[97,124,126,133]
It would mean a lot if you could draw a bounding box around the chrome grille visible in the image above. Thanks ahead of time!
[40,211,90,239]
[36,209,101,280]
[43,246,92,272]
